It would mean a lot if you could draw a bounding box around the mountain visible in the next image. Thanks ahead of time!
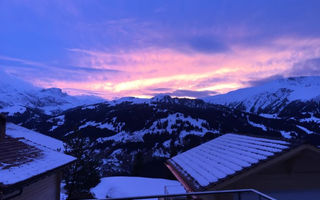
[10,95,319,178]
[202,76,320,118]
[0,71,104,115]
[2,73,320,179]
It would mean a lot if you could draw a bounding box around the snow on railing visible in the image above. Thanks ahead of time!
[85,188,277,200]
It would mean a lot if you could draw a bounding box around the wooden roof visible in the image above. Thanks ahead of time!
[0,136,42,170]
[0,124,76,188]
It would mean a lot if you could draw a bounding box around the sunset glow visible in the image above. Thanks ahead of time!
[1,0,320,99]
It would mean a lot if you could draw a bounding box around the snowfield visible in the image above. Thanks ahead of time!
[202,76,320,114]
[90,176,185,199]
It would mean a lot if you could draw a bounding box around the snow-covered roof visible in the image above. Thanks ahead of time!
[6,123,65,151]
[168,133,290,190]
[0,124,76,186]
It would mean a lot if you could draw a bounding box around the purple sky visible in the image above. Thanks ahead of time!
[1,0,320,99]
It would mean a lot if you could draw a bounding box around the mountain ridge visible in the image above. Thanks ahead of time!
[0,72,105,115]
[202,76,320,115]
[2,73,320,177]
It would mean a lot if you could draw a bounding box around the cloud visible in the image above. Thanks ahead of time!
[62,88,107,97]
[185,36,229,53]
[149,88,172,92]
[0,55,121,83]
[246,75,284,86]
[49,37,320,99]
[195,77,229,88]
[0,55,120,73]
[2,1,320,99]
[150,89,217,98]
[2,0,320,58]
[289,58,320,76]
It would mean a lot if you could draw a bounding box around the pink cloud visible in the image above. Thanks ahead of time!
[59,37,320,99]
[4,37,320,100]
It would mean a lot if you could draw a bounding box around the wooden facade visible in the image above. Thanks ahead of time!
[7,173,61,200]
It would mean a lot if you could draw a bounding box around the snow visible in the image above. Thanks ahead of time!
[163,140,171,148]
[152,148,170,158]
[247,117,267,131]
[0,71,104,115]
[0,105,27,116]
[300,114,320,123]
[203,76,320,113]
[48,115,65,131]
[259,113,279,119]
[6,123,65,151]
[148,113,211,135]
[55,115,65,125]
[98,122,118,130]
[108,95,189,106]
[100,113,215,144]
[0,145,75,185]
[79,121,100,129]
[49,125,58,132]
[281,131,292,139]
[81,105,98,110]
[0,125,76,185]
[78,120,120,132]
[91,176,185,199]
[170,133,289,187]
[109,97,150,106]
[103,130,145,143]
[297,125,313,134]
[60,182,68,200]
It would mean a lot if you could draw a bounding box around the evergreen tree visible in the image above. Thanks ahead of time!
[169,139,178,157]
[132,150,144,176]
[63,132,102,199]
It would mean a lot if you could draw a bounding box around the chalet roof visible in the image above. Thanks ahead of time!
[0,123,76,187]
[167,133,291,191]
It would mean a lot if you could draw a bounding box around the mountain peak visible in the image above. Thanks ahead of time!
[151,94,172,102]
[40,88,66,96]
[0,72,103,115]
[202,76,320,114]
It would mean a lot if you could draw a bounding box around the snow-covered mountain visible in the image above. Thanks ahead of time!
[3,73,320,178]
[203,76,320,116]
[0,71,104,115]
[10,95,317,177]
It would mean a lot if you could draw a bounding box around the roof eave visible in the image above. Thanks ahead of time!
[166,160,201,192]
[0,158,76,192]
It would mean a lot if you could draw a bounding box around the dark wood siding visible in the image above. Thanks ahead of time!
[11,173,59,200]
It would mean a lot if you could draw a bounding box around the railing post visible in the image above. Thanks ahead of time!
[237,192,241,200]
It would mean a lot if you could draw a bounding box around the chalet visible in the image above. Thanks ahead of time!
[0,115,76,200]
[166,133,320,200]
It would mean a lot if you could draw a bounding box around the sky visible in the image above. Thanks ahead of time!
[1,0,320,99]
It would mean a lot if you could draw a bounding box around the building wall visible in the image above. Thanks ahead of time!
[207,149,320,200]
[9,173,60,200]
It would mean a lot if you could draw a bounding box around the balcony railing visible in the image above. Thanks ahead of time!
[86,188,277,200]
